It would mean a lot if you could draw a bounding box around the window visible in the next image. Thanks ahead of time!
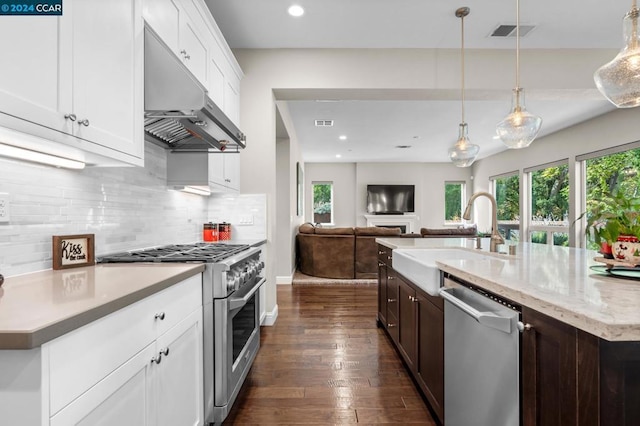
[528,162,569,246]
[445,182,465,224]
[492,173,520,241]
[312,182,333,225]
[583,145,640,249]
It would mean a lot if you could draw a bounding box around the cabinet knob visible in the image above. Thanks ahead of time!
[387,323,396,328]
[180,49,190,60]
[378,250,386,255]
[151,354,162,364]
[378,262,384,267]
[387,255,392,260]
[154,312,165,320]
[160,347,170,357]
[64,113,77,121]
[78,118,90,127]
[387,298,396,303]
[387,276,395,280]
[517,322,533,333]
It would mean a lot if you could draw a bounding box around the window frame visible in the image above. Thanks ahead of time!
[311,181,334,225]
[525,160,570,245]
[490,171,520,241]
[444,181,466,225]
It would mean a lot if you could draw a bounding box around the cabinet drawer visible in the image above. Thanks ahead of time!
[152,274,202,336]
[377,245,392,264]
[48,274,202,415]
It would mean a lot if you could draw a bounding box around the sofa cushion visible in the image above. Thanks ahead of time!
[315,227,355,235]
[299,223,316,234]
[420,225,477,236]
[354,227,401,236]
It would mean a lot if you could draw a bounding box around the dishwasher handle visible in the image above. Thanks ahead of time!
[439,287,513,334]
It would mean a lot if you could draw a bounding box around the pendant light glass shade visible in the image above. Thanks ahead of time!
[496,87,543,149]
[449,123,479,167]
[594,3,640,108]
[496,0,542,149]
[448,7,479,168]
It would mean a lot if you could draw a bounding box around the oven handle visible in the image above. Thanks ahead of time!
[228,277,265,311]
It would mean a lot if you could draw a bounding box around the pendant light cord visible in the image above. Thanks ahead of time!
[461,12,466,124]
[515,0,520,89]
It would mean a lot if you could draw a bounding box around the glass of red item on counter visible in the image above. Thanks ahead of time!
[218,222,231,240]
[203,223,219,242]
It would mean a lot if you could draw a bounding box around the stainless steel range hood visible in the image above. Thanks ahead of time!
[144,26,246,152]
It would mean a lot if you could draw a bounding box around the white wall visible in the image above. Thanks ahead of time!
[303,162,472,230]
[305,163,357,226]
[233,47,616,315]
[471,108,640,245]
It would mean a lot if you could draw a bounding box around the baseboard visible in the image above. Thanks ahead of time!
[276,274,293,285]
[261,304,279,326]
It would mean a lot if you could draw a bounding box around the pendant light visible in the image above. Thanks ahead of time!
[448,7,480,168]
[594,0,640,108]
[495,0,542,149]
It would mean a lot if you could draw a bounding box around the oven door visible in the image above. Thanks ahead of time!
[213,277,264,411]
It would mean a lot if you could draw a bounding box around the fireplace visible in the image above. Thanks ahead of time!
[364,214,418,234]
[377,224,407,233]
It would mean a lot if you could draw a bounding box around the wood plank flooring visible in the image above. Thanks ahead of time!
[223,283,437,425]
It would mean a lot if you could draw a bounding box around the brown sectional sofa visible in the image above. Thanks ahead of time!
[296,223,477,279]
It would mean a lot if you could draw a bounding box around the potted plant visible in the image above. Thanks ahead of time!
[579,190,640,259]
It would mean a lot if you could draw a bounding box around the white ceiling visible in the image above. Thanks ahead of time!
[205,0,627,163]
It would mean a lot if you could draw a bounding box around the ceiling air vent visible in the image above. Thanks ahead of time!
[314,119,334,127]
[490,24,536,38]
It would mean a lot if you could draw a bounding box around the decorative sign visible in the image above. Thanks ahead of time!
[52,234,95,270]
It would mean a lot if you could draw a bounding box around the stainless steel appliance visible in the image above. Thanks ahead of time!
[144,26,246,152]
[439,276,521,426]
[98,242,265,425]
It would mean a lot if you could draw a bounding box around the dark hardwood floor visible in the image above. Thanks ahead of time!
[224,283,437,425]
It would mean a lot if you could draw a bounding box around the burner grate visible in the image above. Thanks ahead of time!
[97,243,251,263]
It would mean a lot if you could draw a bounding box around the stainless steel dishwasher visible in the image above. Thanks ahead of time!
[439,276,522,426]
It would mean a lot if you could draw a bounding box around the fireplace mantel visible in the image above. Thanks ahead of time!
[364,214,419,234]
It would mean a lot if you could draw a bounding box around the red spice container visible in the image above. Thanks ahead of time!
[203,223,218,242]
[218,222,231,241]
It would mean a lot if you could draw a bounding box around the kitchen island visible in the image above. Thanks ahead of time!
[375,237,640,426]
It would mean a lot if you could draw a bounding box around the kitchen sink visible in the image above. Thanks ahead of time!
[392,248,492,296]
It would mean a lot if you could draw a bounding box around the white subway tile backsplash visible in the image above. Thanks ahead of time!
[0,142,209,277]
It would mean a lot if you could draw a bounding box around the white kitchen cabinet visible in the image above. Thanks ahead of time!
[154,309,203,426]
[0,274,203,426]
[168,152,240,193]
[0,0,144,166]
[50,344,155,426]
[143,0,208,87]
[209,153,240,192]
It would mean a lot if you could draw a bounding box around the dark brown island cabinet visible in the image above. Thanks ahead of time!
[376,243,640,426]
[377,245,444,423]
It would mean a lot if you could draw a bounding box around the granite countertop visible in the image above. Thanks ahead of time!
[0,263,205,349]
[376,237,640,342]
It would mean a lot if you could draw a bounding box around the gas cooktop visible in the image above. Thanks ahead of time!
[97,243,251,263]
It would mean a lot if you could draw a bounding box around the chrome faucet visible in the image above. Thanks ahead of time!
[463,191,505,253]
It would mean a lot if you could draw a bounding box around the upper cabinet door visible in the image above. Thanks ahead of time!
[0,16,72,134]
[179,20,208,85]
[71,0,144,159]
[142,0,181,53]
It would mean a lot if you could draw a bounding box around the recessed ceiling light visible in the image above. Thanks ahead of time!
[339,135,347,140]
[336,154,342,158]
[288,5,304,17]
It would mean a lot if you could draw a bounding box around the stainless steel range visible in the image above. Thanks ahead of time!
[98,242,265,425]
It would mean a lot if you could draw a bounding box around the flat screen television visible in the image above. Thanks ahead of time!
[366,184,415,214]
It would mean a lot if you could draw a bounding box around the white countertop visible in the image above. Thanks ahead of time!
[376,237,640,341]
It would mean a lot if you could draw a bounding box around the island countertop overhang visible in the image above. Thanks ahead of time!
[376,237,640,342]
